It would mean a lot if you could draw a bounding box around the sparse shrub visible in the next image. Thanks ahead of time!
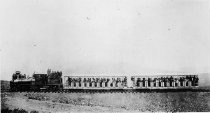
[58,97,69,104]
[1,108,12,113]
[30,110,39,113]
[12,108,28,113]
[27,93,49,101]
[1,108,28,113]
[18,109,28,113]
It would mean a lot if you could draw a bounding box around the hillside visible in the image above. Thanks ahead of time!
[199,73,210,86]
[1,80,10,91]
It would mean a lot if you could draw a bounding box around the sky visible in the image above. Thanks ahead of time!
[0,0,210,81]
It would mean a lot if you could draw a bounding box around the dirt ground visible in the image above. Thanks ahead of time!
[1,91,210,112]
[1,92,127,113]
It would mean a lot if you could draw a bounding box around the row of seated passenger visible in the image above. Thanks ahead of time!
[67,81,126,88]
[131,76,199,87]
[133,81,197,87]
[67,77,127,88]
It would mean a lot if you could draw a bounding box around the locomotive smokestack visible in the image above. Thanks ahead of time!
[47,69,51,76]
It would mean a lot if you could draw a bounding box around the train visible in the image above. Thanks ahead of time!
[10,69,62,92]
[10,69,199,92]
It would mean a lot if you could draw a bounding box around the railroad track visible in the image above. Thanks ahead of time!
[7,88,210,94]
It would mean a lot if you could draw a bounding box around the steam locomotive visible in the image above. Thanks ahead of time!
[10,69,199,92]
[10,69,62,92]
